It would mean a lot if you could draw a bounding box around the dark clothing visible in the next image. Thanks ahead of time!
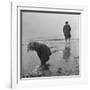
[28,42,51,65]
[36,44,51,65]
[63,24,71,40]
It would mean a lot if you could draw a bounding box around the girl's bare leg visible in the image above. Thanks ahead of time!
[65,39,67,46]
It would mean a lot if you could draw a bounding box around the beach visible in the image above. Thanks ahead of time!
[21,39,79,78]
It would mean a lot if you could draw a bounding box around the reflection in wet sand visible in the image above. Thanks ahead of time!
[22,40,79,78]
[56,43,79,76]
[62,44,71,62]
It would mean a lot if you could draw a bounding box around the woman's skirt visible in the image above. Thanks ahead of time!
[64,32,71,40]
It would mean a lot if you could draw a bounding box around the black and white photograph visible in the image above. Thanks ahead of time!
[20,8,80,79]
[0,0,89,89]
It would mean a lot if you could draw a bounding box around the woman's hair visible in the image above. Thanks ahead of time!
[27,42,41,51]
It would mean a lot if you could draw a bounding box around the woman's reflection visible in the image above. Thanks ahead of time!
[62,44,71,62]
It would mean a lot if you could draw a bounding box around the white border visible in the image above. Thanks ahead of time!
[11,1,88,89]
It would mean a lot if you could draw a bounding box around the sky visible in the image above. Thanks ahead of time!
[22,11,80,43]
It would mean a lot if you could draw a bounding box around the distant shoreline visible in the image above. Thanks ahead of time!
[22,38,79,46]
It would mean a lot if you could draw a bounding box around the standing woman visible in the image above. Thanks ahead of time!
[63,21,71,44]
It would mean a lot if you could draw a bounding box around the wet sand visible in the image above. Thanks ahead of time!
[21,39,79,78]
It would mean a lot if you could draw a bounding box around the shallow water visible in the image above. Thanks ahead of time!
[21,39,79,78]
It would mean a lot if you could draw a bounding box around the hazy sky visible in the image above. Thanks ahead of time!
[22,12,80,42]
